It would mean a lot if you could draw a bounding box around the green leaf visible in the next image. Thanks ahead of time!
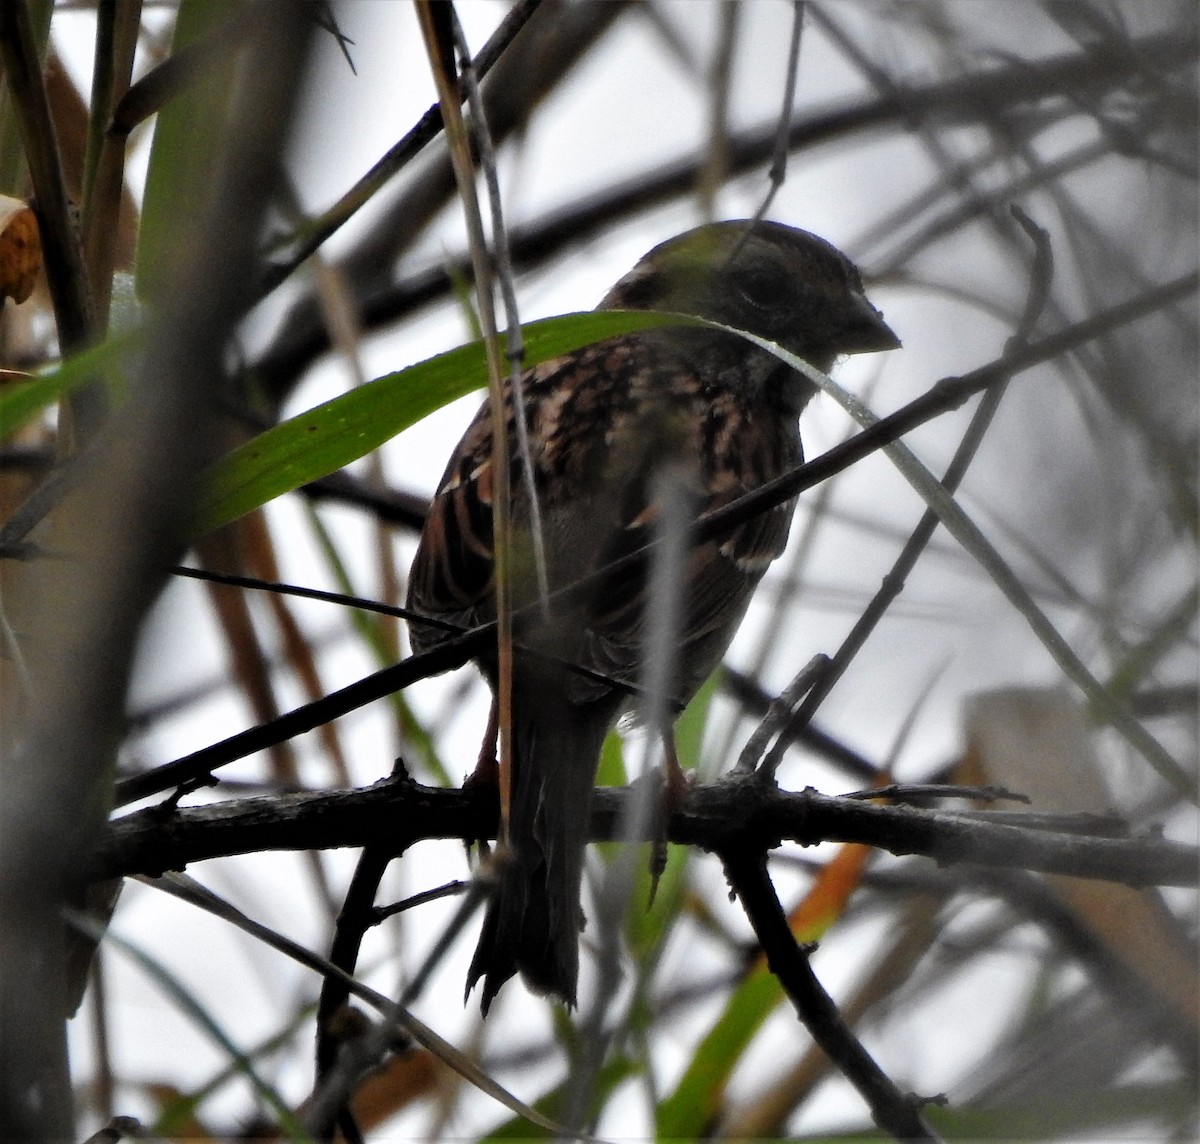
[191,310,683,537]
[304,500,450,785]
[657,967,782,1138]
[482,1055,637,1140]
[0,332,137,441]
[675,664,720,769]
[630,669,763,1138]
[137,0,240,299]
[595,724,628,789]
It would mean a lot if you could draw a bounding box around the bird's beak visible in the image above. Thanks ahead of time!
[845,293,901,354]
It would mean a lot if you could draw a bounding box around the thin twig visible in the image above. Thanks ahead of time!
[310,872,493,1138]
[82,0,141,327]
[417,0,518,839]
[722,668,881,782]
[734,654,829,772]
[720,847,944,1142]
[129,871,572,1139]
[371,879,469,923]
[450,8,550,611]
[314,845,392,1090]
[839,783,1031,805]
[168,563,641,703]
[750,0,804,224]
[697,1,739,220]
[255,0,544,301]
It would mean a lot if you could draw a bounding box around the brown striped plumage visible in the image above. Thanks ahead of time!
[406,221,899,1011]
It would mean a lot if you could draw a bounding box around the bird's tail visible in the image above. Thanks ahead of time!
[467,683,613,1014]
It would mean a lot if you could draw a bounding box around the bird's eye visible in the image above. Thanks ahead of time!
[734,267,787,310]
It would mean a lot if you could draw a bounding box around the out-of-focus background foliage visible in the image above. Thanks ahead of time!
[0,1,1195,1139]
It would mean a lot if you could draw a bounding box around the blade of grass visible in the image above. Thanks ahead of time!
[303,499,449,785]
[191,309,686,536]
[0,330,137,441]
[136,0,239,299]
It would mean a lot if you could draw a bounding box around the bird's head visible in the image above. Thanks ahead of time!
[600,220,899,377]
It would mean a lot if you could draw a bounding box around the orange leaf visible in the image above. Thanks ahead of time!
[0,197,42,305]
[787,842,872,944]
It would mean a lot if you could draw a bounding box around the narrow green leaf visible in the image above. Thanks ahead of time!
[304,500,450,785]
[191,310,682,537]
[137,0,239,298]
[650,684,781,1130]
[482,1055,636,1141]
[675,665,721,769]
[595,725,628,789]
[0,331,137,441]
[657,967,781,1138]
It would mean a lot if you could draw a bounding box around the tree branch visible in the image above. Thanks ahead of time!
[96,772,1198,889]
[721,846,943,1142]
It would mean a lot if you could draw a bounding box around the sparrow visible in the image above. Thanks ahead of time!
[406,220,899,1013]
